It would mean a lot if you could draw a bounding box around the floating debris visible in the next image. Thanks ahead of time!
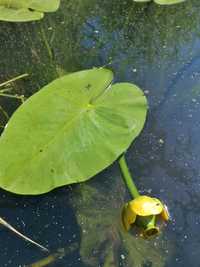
[0,217,48,252]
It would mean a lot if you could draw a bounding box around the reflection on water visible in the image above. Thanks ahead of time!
[0,0,200,266]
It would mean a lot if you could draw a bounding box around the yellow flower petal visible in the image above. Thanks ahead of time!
[160,204,170,221]
[122,203,137,231]
[129,196,163,216]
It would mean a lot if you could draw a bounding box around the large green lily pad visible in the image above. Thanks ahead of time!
[0,0,60,22]
[0,68,147,195]
[134,0,185,4]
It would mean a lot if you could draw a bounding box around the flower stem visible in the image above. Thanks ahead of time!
[118,154,140,198]
[119,154,158,237]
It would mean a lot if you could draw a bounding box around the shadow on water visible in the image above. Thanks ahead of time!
[0,0,200,266]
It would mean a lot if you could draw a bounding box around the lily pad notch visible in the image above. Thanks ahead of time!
[0,68,147,195]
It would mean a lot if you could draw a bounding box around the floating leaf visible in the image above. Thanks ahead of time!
[0,0,60,22]
[0,68,147,195]
[133,0,186,5]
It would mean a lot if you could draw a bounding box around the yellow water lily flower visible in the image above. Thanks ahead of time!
[122,195,169,238]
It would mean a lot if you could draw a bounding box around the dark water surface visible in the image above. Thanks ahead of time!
[0,0,200,266]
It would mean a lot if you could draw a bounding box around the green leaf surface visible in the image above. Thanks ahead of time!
[0,68,147,195]
[0,0,60,21]
[154,0,185,4]
[134,0,186,4]
[0,6,43,21]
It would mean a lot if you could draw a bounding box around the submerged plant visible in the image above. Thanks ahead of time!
[133,0,186,4]
[69,176,171,267]
[0,0,60,22]
[0,73,28,101]
[0,73,28,128]
[26,243,78,266]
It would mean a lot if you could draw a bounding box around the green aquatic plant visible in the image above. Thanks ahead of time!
[0,69,169,239]
[0,73,28,128]
[120,155,169,237]
[0,0,60,22]
[0,68,147,195]
[26,243,78,267]
[69,177,171,267]
[133,0,186,4]
[0,73,28,100]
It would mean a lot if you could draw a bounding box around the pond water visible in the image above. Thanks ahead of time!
[0,0,200,266]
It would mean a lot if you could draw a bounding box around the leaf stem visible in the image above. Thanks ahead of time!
[40,25,54,61]
[0,73,28,88]
[118,154,140,198]
[0,93,24,100]
[119,154,158,237]
[0,105,9,120]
